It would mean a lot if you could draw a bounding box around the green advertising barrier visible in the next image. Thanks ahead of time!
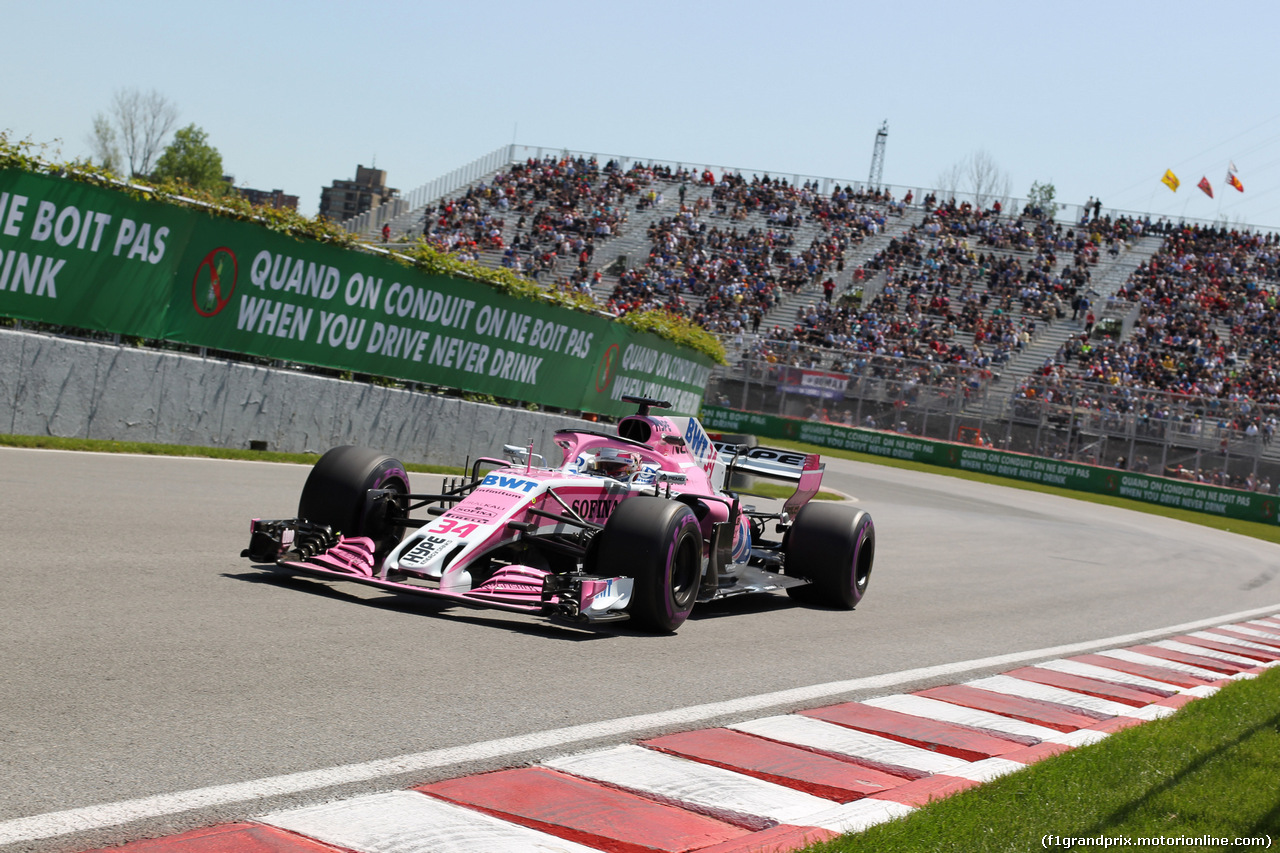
[0,169,712,416]
[700,405,1280,525]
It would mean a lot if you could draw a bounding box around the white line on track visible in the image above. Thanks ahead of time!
[3,602,1278,846]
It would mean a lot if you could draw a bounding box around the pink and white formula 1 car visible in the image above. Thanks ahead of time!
[243,397,874,633]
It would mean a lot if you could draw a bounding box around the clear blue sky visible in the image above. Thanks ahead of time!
[7,0,1280,228]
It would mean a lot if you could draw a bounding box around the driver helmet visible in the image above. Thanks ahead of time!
[589,447,641,480]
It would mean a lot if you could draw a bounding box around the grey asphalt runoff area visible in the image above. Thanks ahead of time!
[1,446,1276,852]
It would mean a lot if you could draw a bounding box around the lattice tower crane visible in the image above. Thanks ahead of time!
[868,121,888,188]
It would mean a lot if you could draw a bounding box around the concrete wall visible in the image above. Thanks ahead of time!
[0,328,602,466]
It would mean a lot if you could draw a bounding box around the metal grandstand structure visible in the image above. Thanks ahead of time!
[333,145,1280,491]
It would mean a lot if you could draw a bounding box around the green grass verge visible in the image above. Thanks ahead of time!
[807,669,1280,852]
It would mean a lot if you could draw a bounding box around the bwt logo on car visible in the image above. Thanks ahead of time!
[683,419,716,475]
[481,474,540,493]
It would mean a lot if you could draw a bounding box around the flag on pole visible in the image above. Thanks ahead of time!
[1228,171,1244,192]
[1198,176,1214,198]
[1162,170,1180,192]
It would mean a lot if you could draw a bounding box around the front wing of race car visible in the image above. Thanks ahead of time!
[245,517,637,624]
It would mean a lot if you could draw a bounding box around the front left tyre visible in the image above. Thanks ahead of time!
[298,446,410,560]
[595,497,703,633]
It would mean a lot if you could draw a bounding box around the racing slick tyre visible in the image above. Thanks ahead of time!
[596,497,702,633]
[785,503,874,609]
[298,446,410,559]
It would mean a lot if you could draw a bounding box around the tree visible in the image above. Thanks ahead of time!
[1027,180,1058,221]
[934,162,963,203]
[936,150,1011,209]
[151,124,228,193]
[86,114,121,175]
[961,150,1011,210]
[87,88,178,177]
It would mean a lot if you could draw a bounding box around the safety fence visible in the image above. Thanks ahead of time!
[700,404,1280,526]
[704,353,1280,513]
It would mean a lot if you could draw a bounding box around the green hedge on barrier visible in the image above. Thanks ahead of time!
[700,406,1280,525]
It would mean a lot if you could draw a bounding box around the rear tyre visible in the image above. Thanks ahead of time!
[298,446,410,559]
[596,497,702,633]
[785,503,874,609]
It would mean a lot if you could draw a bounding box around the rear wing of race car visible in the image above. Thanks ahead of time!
[670,415,825,513]
[713,441,825,515]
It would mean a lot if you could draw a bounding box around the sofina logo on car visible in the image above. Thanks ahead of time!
[570,497,622,521]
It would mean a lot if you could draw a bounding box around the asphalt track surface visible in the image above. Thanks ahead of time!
[1,446,1277,853]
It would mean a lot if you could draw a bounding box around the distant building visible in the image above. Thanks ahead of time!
[238,187,299,211]
[319,165,398,223]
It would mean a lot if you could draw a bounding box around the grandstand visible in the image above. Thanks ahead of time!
[343,145,1280,493]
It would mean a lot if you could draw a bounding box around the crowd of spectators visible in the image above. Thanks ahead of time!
[418,161,1280,482]
[996,221,1280,490]
[1019,223,1280,406]
[708,173,903,228]
[600,172,893,333]
[419,162,1248,395]
[419,154,684,284]
[739,200,1127,375]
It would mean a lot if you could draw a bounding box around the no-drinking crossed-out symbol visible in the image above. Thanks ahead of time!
[192,247,237,317]
[596,343,619,393]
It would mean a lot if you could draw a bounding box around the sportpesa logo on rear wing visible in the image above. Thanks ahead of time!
[712,443,812,481]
